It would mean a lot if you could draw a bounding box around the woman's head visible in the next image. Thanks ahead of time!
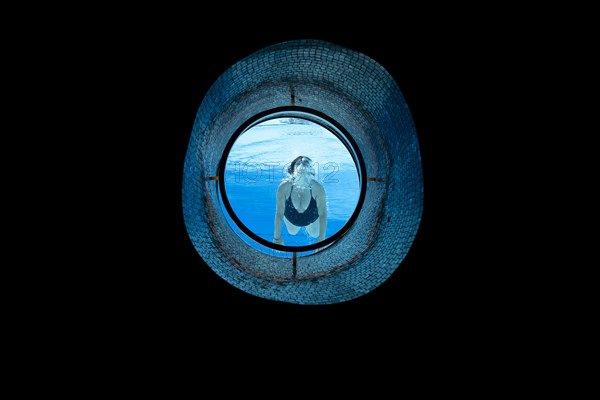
[286,156,315,187]
[287,156,313,175]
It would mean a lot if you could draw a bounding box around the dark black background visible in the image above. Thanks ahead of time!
[73,19,524,355]
[19,7,571,385]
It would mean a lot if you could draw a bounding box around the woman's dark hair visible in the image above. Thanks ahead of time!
[287,156,312,175]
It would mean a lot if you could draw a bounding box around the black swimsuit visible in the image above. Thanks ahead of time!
[284,185,319,226]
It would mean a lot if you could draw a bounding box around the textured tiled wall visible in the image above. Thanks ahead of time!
[182,40,423,305]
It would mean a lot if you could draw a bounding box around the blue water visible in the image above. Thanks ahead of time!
[219,119,360,257]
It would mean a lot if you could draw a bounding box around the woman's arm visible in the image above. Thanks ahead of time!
[273,182,287,243]
[315,183,327,241]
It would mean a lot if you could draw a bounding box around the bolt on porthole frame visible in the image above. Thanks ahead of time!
[217,106,368,254]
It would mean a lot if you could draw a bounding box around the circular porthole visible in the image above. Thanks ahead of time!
[218,107,367,256]
[182,39,423,305]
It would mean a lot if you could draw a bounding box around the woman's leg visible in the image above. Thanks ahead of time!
[283,217,301,235]
[306,218,320,238]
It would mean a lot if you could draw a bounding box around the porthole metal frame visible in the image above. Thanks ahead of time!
[183,39,424,304]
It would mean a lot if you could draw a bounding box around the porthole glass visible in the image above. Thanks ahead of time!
[218,107,367,256]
